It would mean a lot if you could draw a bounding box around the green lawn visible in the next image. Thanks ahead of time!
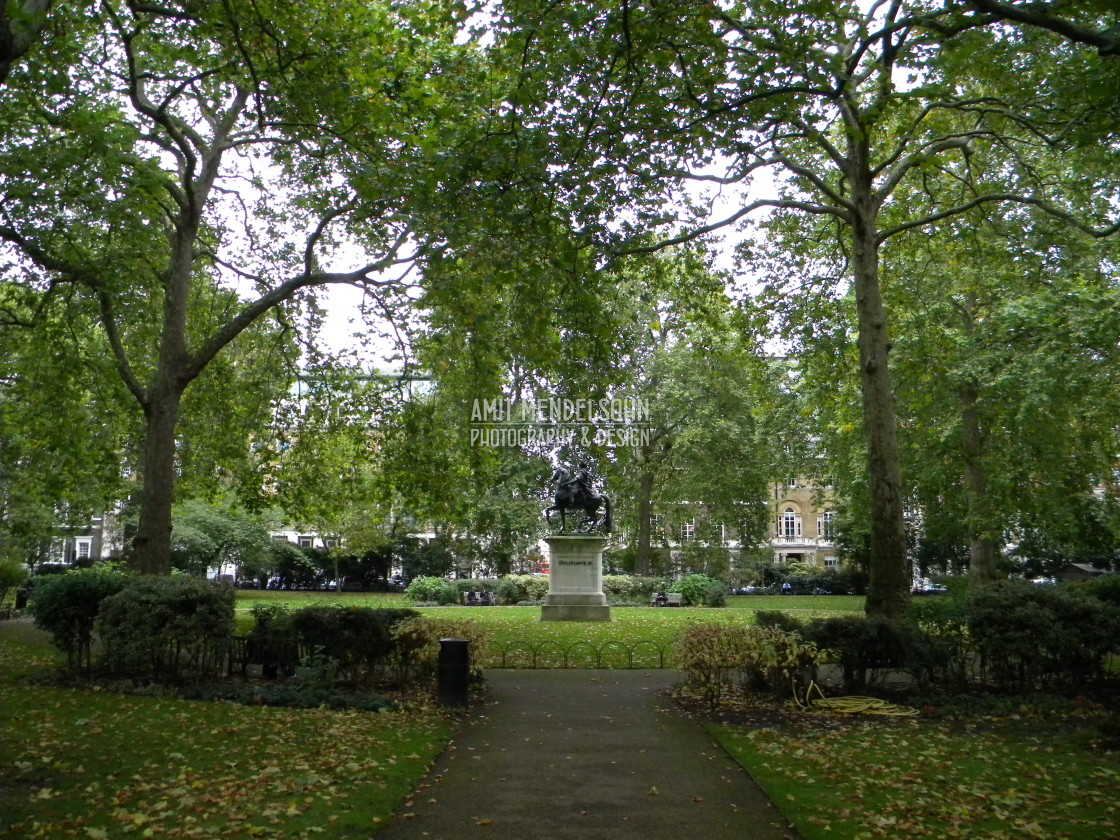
[0,625,454,840]
[712,713,1120,840]
[232,591,866,667]
[9,593,1110,840]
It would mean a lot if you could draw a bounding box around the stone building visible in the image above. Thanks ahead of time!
[770,479,840,567]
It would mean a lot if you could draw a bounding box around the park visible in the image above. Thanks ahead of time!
[2,1,1120,839]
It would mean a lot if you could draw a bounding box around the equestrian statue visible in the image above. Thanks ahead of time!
[546,462,611,533]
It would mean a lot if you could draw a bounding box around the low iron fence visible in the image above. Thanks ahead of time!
[492,639,673,669]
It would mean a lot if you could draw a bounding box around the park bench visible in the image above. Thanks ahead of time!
[464,591,494,606]
[650,592,683,607]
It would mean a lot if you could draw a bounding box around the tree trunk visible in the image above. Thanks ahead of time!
[960,381,1000,585]
[131,386,183,575]
[851,199,910,618]
[634,469,655,576]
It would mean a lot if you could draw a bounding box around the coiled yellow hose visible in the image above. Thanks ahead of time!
[794,681,920,716]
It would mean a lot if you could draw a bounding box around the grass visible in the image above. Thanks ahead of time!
[231,591,866,666]
[0,623,454,840]
[711,712,1120,840]
[11,592,1111,840]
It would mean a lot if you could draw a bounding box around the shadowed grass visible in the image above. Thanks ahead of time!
[0,620,453,840]
[713,713,1120,840]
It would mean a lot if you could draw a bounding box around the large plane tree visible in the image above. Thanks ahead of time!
[496,0,1120,615]
[0,0,493,574]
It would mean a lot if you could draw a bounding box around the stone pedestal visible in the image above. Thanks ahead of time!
[541,535,611,622]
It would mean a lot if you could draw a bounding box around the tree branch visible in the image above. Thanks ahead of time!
[184,231,421,385]
[617,198,851,256]
[878,193,1120,243]
[965,0,1120,56]
[97,289,148,408]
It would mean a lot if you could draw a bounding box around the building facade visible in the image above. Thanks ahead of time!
[770,479,840,567]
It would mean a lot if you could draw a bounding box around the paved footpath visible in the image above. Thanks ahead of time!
[376,669,801,840]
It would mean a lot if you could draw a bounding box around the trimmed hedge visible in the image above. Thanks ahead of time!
[95,575,235,683]
[28,565,131,671]
[287,606,420,686]
[967,580,1120,691]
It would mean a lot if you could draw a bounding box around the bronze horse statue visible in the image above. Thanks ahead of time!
[546,466,611,533]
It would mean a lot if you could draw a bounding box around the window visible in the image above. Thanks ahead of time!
[780,507,801,540]
[681,521,696,542]
[819,511,836,540]
[298,535,315,549]
[824,556,839,568]
[272,534,291,543]
[76,539,92,560]
[650,514,665,535]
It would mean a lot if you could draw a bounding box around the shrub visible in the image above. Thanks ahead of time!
[908,588,974,688]
[179,681,393,712]
[497,574,549,604]
[754,610,805,634]
[454,578,500,599]
[703,578,729,607]
[391,616,490,684]
[806,615,938,692]
[675,622,825,709]
[676,573,726,606]
[404,576,458,605]
[246,603,298,679]
[95,575,236,683]
[1085,574,1120,608]
[967,581,1120,691]
[602,575,638,601]
[288,606,419,686]
[28,564,130,671]
[0,559,29,608]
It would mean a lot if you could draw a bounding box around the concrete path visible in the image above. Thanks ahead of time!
[376,669,800,840]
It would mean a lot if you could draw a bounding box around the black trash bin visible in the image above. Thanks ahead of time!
[15,589,28,610]
[437,638,470,708]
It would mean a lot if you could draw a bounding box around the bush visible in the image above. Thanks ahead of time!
[0,559,29,606]
[703,579,729,607]
[602,574,639,601]
[675,622,825,709]
[496,574,549,604]
[179,681,393,712]
[806,615,939,692]
[246,603,298,679]
[391,616,490,684]
[754,610,805,633]
[1085,574,1120,607]
[907,587,974,688]
[288,606,419,686]
[454,578,500,599]
[967,580,1120,691]
[28,564,130,671]
[95,575,236,683]
[676,573,726,606]
[404,576,459,605]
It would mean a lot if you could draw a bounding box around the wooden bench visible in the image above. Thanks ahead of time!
[650,592,683,607]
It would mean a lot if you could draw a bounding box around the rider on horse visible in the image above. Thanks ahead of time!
[547,461,611,533]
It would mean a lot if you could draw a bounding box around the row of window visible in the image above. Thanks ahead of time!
[779,508,837,540]
[647,511,837,543]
